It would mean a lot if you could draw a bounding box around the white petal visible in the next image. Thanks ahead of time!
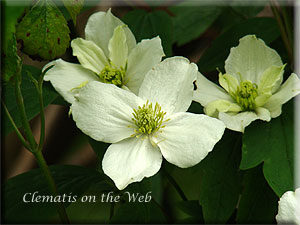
[108,26,128,69]
[205,99,242,117]
[125,36,165,94]
[225,35,282,84]
[71,81,144,143]
[139,57,198,113]
[153,112,225,168]
[219,73,239,94]
[264,73,300,118]
[193,71,233,106]
[255,93,272,107]
[43,59,99,104]
[85,9,136,58]
[218,111,259,132]
[71,38,108,74]
[102,137,162,190]
[258,65,285,94]
[256,107,271,121]
[276,188,300,224]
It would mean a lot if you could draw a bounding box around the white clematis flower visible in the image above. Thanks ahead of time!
[276,188,300,224]
[194,35,300,132]
[43,9,164,103]
[71,57,225,190]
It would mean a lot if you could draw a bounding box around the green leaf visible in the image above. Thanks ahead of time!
[241,100,294,196]
[16,0,70,60]
[111,173,165,223]
[3,165,113,223]
[122,9,174,56]
[1,1,29,82]
[2,34,21,83]
[2,65,58,136]
[198,130,242,223]
[62,0,84,25]
[231,6,265,18]
[197,17,280,73]
[169,5,222,46]
[236,165,278,223]
[176,200,204,223]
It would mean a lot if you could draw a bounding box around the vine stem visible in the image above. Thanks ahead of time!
[163,169,188,201]
[9,65,70,223]
[1,100,31,150]
[270,1,293,64]
[15,64,37,150]
[33,151,70,224]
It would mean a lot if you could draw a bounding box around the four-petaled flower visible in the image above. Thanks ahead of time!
[276,188,300,224]
[43,9,164,103]
[71,57,225,190]
[193,35,300,132]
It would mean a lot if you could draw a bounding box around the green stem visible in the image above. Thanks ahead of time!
[33,151,70,224]
[281,6,293,49]
[270,2,293,63]
[37,77,45,152]
[109,202,115,220]
[15,66,37,150]
[163,170,188,201]
[2,100,31,150]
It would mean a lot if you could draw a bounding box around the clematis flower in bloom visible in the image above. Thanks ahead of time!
[71,57,225,190]
[194,35,300,132]
[276,188,300,224]
[43,9,164,103]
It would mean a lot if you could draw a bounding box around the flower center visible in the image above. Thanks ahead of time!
[99,65,125,87]
[235,81,258,111]
[132,101,166,135]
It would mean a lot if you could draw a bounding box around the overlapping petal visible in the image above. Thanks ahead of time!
[125,37,165,94]
[264,73,300,118]
[218,111,259,132]
[153,112,225,168]
[225,35,282,83]
[71,81,144,143]
[193,72,233,106]
[102,137,162,190]
[85,9,136,58]
[43,59,99,103]
[258,65,285,95]
[71,38,108,74]
[139,57,198,113]
[205,99,242,117]
[108,25,128,69]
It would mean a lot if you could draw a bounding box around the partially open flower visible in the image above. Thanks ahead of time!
[43,9,164,103]
[71,57,225,190]
[276,188,300,224]
[193,35,300,132]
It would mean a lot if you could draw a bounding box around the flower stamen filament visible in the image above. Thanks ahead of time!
[98,64,126,87]
[234,80,258,111]
[131,101,167,137]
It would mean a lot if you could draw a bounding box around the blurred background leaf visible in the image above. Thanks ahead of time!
[170,5,222,46]
[198,17,280,73]
[122,9,174,56]
[62,0,84,25]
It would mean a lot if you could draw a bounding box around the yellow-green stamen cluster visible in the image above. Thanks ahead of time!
[99,65,125,87]
[132,101,166,135]
[235,81,258,111]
